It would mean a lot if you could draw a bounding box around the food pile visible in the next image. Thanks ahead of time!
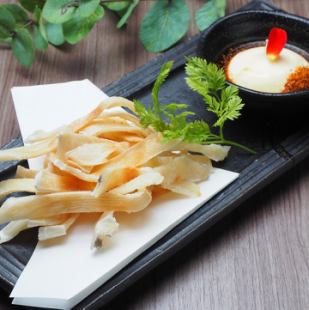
[0,96,229,247]
[0,58,251,248]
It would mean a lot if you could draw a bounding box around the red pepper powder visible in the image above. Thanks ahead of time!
[283,66,309,93]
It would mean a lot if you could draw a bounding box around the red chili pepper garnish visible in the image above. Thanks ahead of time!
[266,27,287,60]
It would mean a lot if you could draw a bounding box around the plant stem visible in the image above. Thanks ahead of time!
[219,124,223,139]
[23,20,35,28]
[204,139,256,154]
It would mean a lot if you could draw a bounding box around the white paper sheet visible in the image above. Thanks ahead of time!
[11,80,108,170]
[9,80,239,309]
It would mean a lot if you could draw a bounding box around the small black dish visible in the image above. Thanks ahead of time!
[197,10,309,111]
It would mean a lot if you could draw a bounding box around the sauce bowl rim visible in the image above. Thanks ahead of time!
[198,9,309,97]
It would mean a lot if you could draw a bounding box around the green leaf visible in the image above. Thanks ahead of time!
[184,120,210,143]
[133,99,164,131]
[38,15,48,41]
[63,6,104,44]
[45,23,65,45]
[212,85,243,127]
[42,0,77,24]
[185,57,243,130]
[152,60,174,114]
[117,0,139,28]
[0,25,11,42]
[33,24,48,50]
[79,0,100,18]
[195,0,226,31]
[164,103,188,113]
[33,6,42,22]
[195,2,219,31]
[0,7,16,42]
[134,59,253,153]
[0,7,16,31]
[214,0,226,17]
[1,4,29,24]
[140,0,190,53]
[11,28,34,67]
[104,1,129,12]
[185,57,225,97]
[0,38,12,44]
[19,0,44,13]
[133,99,146,115]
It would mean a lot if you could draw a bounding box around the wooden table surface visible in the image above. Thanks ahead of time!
[0,0,309,309]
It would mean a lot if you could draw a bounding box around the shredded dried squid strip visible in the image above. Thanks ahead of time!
[25,97,135,144]
[93,167,139,196]
[16,166,38,179]
[110,170,164,195]
[93,134,179,196]
[176,143,230,162]
[162,181,201,197]
[0,190,152,224]
[0,220,28,244]
[0,215,69,244]
[56,133,104,161]
[92,212,119,249]
[50,157,99,182]
[0,178,36,199]
[0,139,57,161]
[38,214,79,241]
[35,170,95,193]
[99,110,143,128]
[66,143,117,167]
[154,154,212,186]
[99,96,136,113]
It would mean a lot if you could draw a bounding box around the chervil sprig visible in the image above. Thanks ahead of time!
[185,57,244,139]
[134,58,255,154]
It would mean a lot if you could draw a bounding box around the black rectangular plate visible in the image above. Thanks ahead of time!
[1,1,309,309]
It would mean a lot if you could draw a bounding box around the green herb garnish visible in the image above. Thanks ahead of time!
[0,1,227,67]
[134,57,255,154]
